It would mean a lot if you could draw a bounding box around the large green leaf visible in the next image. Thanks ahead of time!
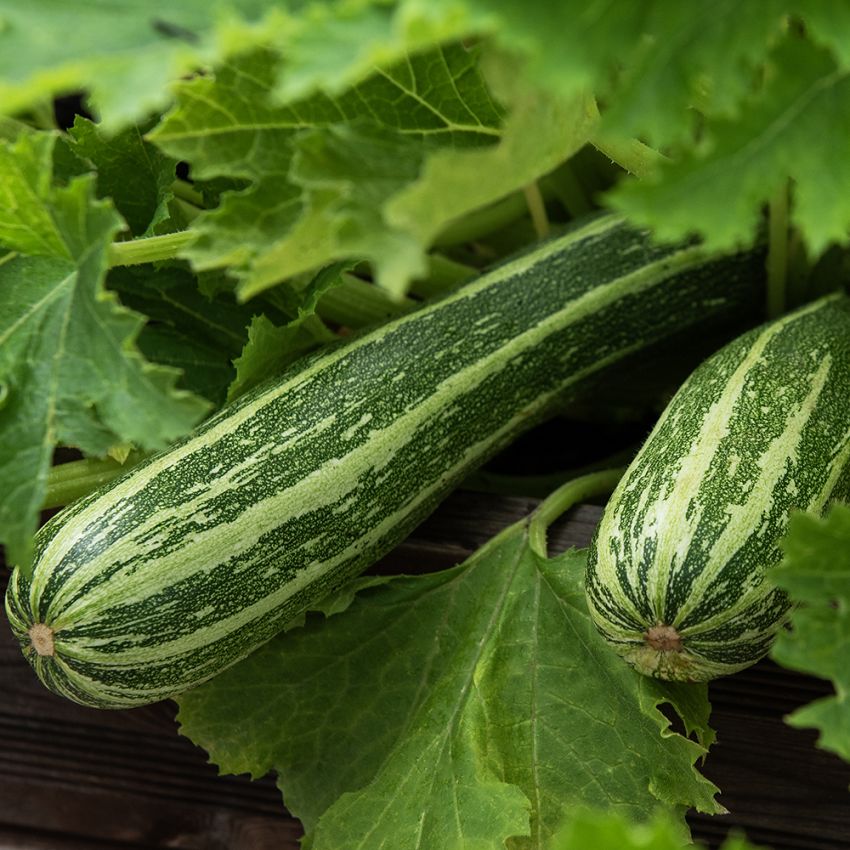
[770,504,850,766]
[151,42,510,296]
[152,42,600,296]
[108,264,264,406]
[0,1,275,129]
[177,505,720,850]
[609,37,850,256]
[0,133,208,570]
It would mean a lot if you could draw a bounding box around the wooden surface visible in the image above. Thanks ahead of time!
[1,491,848,850]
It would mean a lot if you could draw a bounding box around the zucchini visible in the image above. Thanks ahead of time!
[585,294,850,682]
[6,216,764,708]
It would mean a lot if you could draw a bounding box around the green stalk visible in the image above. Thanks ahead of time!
[587,97,665,181]
[410,254,479,299]
[433,191,532,247]
[543,161,592,218]
[43,453,145,509]
[785,229,812,308]
[523,182,550,239]
[108,231,195,267]
[174,198,202,224]
[317,274,417,328]
[767,184,789,318]
[591,135,665,179]
[528,468,624,558]
[171,179,205,207]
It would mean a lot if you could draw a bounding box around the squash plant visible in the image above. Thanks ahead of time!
[1,3,849,849]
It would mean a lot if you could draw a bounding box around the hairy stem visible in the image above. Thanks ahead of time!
[171,179,205,207]
[317,275,418,329]
[434,191,534,247]
[107,231,195,267]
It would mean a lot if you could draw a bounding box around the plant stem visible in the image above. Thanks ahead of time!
[433,191,532,247]
[317,274,418,328]
[174,198,202,224]
[523,181,550,239]
[543,162,591,218]
[586,97,666,181]
[171,179,205,207]
[43,453,145,509]
[462,447,636,498]
[785,229,811,309]
[767,184,789,318]
[410,254,478,299]
[591,135,665,179]
[107,231,195,267]
[528,468,624,558]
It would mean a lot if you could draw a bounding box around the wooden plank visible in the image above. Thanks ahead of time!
[1,492,848,850]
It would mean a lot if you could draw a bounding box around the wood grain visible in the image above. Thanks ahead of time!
[1,492,848,850]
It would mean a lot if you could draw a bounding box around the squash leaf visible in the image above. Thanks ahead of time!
[0,132,209,571]
[609,36,850,257]
[770,503,850,766]
[0,1,276,130]
[177,509,721,850]
[150,41,598,297]
[68,117,176,237]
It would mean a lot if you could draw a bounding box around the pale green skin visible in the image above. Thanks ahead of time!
[5,215,765,708]
[586,295,850,682]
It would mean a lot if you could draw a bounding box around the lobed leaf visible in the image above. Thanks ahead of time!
[609,37,850,257]
[177,516,720,850]
[0,1,275,129]
[0,133,209,570]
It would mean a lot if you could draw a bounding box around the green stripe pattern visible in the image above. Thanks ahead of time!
[6,216,765,708]
[585,295,850,682]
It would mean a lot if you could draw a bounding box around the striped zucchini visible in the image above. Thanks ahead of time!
[585,294,850,682]
[6,215,765,708]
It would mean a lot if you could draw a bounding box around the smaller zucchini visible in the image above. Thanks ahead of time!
[585,294,850,681]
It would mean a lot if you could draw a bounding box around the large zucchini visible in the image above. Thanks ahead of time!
[7,216,763,708]
[585,294,850,681]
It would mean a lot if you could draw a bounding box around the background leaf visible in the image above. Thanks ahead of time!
[151,42,507,296]
[0,1,275,129]
[608,37,850,256]
[548,808,765,850]
[0,133,208,569]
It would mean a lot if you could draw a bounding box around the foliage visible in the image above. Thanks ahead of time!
[177,494,720,849]
[3,2,850,566]
[771,504,850,766]
[1,3,849,845]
